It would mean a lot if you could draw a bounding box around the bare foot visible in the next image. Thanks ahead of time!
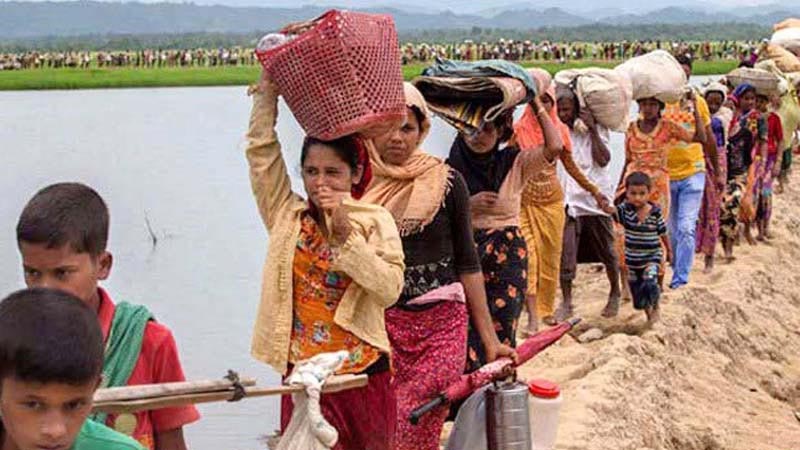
[542,315,557,326]
[756,234,765,242]
[648,303,661,325]
[522,326,537,338]
[524,311,539,336]
[621,281,632,303]
[723,242,734,263]
[601,295,620,318]
[744,226,757,245]
[703,255,714,274]
[553,303,574,322]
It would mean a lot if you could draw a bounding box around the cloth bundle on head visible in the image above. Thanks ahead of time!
[512,68,572,153]
[727,67,782,97]
[771,19,800,55]
[412,58,536,135]
[553,67,633,132]
[421,58,538,93]
[614,50,687,103]
[755,58,788,79]
[362,83,452,236]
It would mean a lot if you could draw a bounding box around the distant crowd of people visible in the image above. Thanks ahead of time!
[0,47,257,71]
[0,40,762,71]
[401,40,762,64]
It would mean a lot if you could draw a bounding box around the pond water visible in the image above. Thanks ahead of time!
[0,75,714,449]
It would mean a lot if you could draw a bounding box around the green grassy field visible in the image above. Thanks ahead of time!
[0,60,738,91]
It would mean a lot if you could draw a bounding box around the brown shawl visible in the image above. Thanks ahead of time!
[363,83,452,236]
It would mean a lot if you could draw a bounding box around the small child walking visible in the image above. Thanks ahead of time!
[605,172,672,324]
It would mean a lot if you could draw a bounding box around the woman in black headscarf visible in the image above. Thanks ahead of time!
[446,99,561,373]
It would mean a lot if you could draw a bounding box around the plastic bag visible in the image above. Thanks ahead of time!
[445,385,491,450]
[257,33,294,52]
[277,389,335,450]
[276,351,348,450]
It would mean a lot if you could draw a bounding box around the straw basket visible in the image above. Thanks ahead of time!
[256,10,405,141]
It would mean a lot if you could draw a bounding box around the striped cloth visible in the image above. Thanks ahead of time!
[616,202,667,269]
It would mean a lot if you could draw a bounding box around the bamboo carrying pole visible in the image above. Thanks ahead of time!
[93,374,368,415]
[93,377,257,403]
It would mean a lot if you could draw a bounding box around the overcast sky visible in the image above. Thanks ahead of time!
[8,0,783,9]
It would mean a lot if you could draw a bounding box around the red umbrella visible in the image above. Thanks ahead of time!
[409,318,580,424]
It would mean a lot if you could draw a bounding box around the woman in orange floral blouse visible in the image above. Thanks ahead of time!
[614,96,699,309]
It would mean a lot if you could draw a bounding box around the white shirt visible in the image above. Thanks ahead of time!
[558,125,616,218]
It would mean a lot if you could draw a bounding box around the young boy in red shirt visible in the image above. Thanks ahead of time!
[15,182,199,450]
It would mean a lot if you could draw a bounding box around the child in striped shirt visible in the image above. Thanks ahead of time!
[605,172,672,324]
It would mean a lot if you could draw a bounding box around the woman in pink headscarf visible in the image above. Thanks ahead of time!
[511,69,606,332]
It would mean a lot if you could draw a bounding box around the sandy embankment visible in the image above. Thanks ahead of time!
[514,173,800,450]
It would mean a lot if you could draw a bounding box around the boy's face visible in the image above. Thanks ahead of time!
[705,92,723,115]
[626,184,650,208]
[18,243,112,311]
[0,377,99,450]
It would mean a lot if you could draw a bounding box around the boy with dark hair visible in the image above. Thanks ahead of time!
[15,183,199,450]
[604,172,672,325]
[0,287,144,450]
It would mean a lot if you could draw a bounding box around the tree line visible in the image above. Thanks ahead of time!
[0,23,772,54]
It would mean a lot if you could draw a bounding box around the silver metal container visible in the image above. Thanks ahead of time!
[486,381,532,450]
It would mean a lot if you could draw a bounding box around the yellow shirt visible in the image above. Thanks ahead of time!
[778,91,800,151]
[664,95,712,181]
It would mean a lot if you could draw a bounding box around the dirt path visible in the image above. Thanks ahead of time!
[514,174,800,450]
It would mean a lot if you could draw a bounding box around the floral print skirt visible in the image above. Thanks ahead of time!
[696,148,726,257]
[465,226,527,373]
[720,174,747,240]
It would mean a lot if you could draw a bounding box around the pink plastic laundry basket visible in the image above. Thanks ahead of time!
[256,10,406,141]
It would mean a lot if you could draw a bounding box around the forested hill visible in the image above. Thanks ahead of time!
[1,1,798,40]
